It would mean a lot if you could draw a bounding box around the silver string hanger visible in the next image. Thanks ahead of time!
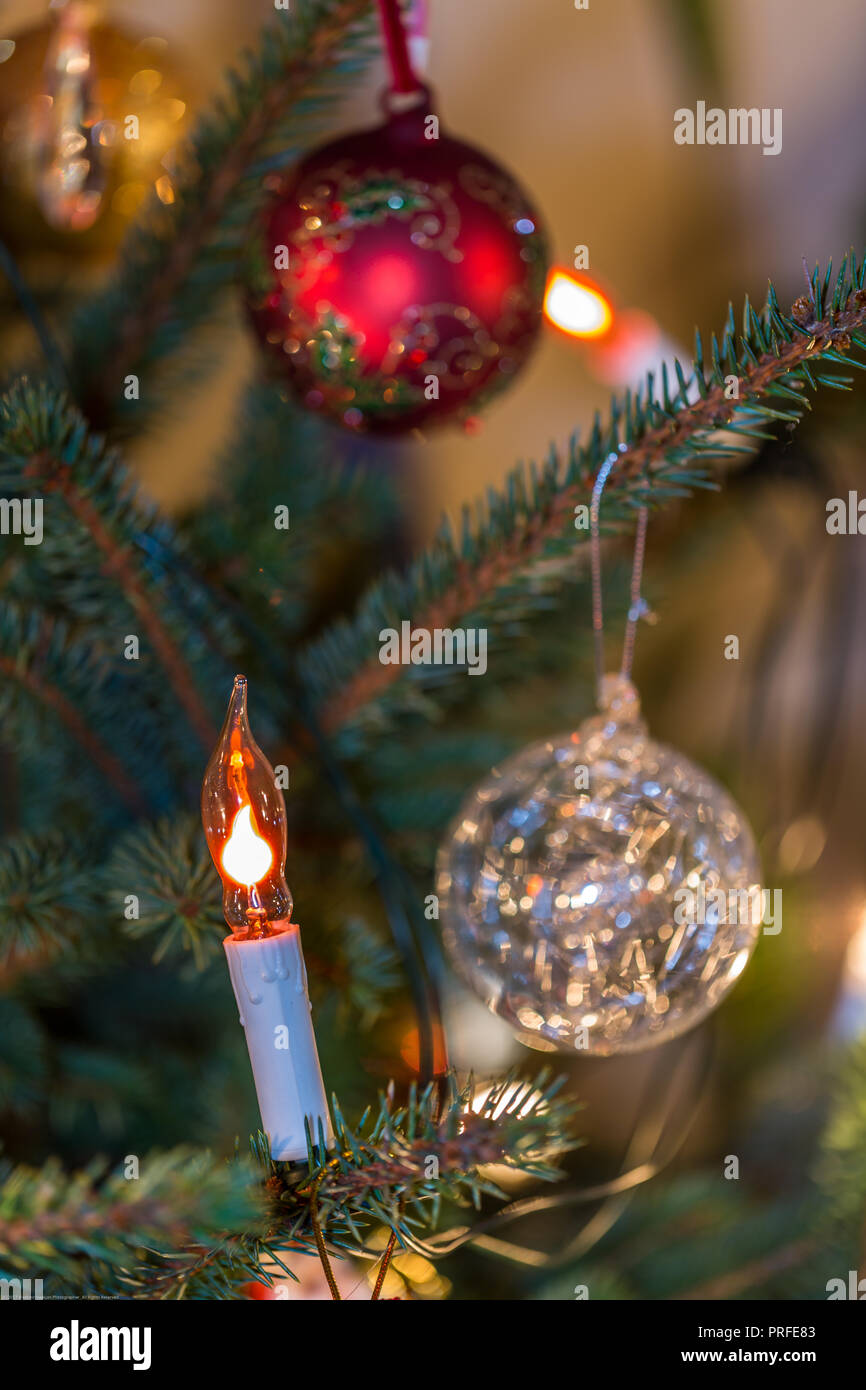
[589,450,650,703]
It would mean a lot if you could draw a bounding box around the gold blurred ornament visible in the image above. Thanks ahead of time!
[0,2,194,262]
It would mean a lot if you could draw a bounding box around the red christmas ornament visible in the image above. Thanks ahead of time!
[245,90,548,433]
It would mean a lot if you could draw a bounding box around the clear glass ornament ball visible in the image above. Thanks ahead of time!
[436,676,762,1055]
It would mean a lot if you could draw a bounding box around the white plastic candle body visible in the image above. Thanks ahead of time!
[223,922,333,1161]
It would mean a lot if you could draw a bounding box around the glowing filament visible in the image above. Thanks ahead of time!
[544,270,613,338]
[222,804,273,887]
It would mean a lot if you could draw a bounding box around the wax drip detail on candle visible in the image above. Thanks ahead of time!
[201,674,292,938]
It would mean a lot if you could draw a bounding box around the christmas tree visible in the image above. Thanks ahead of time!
[1,0,865,1308]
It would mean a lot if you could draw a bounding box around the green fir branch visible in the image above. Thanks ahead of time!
[66,0,379,431]
[0,998,48,1114]
[0,832,98,973]
[0,1148,262,1297]
[276,1072,578,1255]
[181,380,404,648]
[335,916,402,1027]
[300,259,866,747]
[0,1072,579,1298]
[0,379,226,753]
[0,604,151,818]
[816,1038,866,1234]
[107,815,226,970]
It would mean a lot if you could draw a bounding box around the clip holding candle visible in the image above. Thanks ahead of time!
[202,675,332,1161]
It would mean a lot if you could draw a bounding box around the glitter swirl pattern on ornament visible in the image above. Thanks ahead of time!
[437,679,762,1055]
[245,109,549,432]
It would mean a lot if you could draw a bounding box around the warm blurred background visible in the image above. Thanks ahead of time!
[2,0,866,1299]
[3,0,865,515]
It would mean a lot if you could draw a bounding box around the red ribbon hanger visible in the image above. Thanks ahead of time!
[376,0,424,94]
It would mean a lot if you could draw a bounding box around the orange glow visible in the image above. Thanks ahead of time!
[222,804,274,887]
[543,268,614,339]
[201,675,292,938]
[399,1023,449,1076]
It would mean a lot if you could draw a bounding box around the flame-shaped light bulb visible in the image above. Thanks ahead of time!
[201,675,292,938]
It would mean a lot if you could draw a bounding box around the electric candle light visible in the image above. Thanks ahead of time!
[543,268,614,339]
[202,675,332,1161]
[544,267,689,389]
